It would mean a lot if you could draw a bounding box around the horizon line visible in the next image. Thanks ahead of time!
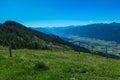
[28,21,120,28]
[1,20,120,28]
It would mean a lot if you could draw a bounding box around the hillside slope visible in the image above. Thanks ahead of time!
[0,47,120,80]
[0,20,89,52]
[0,21,65,49]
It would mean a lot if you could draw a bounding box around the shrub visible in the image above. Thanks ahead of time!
[34,62,49,71]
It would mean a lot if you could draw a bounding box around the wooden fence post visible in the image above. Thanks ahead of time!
[9,46,12,57]
[105,45,108,58]
[79,42,81,54]
[91,45,94,55]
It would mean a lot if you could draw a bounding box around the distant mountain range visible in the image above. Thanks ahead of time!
[32,26,75,35]
[32,22,120,43]
[31,22,120,58]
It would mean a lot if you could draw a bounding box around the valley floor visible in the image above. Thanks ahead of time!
[0,46,120,80]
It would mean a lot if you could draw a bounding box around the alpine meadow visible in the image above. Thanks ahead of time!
[0,0,120,80]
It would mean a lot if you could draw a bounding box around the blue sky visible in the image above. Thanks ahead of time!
[0,0,120,27]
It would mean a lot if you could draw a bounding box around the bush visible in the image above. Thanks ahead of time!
[34,62,49,71]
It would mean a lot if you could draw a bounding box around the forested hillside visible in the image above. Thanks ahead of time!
[0,20,89,52]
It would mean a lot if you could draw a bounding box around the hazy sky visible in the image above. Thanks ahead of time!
[0,0,120,27]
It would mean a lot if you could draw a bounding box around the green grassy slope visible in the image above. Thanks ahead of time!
[0,46,120,80]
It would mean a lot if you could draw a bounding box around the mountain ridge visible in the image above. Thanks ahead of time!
[0,20,65,49]
[0,20,89,53]
[32,22,120,43]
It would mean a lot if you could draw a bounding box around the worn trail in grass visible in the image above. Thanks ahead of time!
[0,47,120,80]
